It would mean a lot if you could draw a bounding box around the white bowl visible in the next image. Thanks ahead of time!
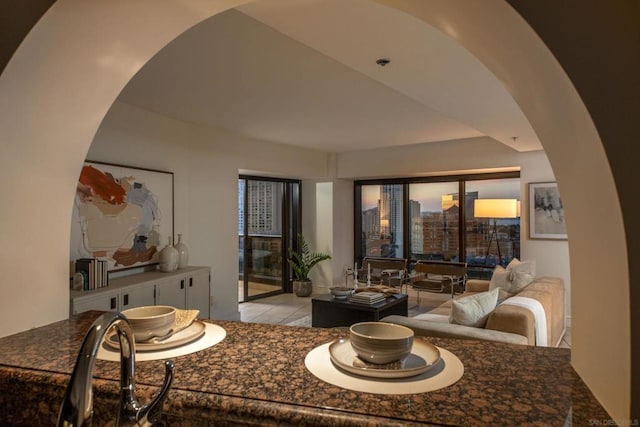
[121,305,176,341]
[330,287,353,299]
[349,322,414,364]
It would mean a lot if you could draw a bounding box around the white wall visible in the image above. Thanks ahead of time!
[338,136,521,179]
[303,178,355,291]
[312,182,334,291]
[90,101,331,319]
[332,178,355,286]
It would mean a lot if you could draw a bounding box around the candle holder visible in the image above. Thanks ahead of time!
[345,267,355,289]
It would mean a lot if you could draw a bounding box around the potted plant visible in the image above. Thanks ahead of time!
[287,233,331,297]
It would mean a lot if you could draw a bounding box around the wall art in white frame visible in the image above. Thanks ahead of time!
[528,181,567,240]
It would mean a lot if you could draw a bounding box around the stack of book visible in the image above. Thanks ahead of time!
[75,258,109,290]
[349,291,385,305]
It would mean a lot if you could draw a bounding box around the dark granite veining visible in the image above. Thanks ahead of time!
[0,312,612,426]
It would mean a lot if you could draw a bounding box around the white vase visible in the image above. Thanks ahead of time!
[174,233,189,269]
[159,236,179,272]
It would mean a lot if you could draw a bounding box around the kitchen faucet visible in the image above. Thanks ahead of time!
[58,311,174,426]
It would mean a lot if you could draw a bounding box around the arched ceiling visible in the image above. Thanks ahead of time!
[117,0,541,153]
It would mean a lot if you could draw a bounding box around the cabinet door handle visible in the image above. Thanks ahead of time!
[180,279,185,289]
[110,297,117,310]
[123,294,129,306]
[189,278,193,287]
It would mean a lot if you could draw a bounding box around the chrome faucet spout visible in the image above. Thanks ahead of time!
[58,311,174,427]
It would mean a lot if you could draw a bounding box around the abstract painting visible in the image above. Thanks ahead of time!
[70,161,174,272]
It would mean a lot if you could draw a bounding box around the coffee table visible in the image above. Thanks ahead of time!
[311,293,408,328]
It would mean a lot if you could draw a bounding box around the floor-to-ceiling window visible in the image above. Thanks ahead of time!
[355,172,520,279]
[238,176,301,302]
[408,181,461,262]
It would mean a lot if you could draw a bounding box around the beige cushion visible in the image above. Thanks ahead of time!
[489,258,535,294]
[449,288,499,327]
[489,266,510,292]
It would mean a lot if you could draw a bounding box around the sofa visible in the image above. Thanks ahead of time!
[382,276,566,346]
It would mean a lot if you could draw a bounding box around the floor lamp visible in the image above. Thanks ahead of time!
[474,199,519,266]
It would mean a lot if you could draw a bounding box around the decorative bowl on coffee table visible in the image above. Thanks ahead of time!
[330,287,353,300]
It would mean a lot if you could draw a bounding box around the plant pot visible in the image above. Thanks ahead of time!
[293,279,313,297]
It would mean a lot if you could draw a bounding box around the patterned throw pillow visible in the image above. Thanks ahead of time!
[449,288,500,327]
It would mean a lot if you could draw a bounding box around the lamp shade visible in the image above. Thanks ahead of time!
[474,199,519,219]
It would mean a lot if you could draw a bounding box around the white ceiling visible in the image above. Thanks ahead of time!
[117,0,541,153]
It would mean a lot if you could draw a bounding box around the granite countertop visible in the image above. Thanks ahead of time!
[0,312,611,426]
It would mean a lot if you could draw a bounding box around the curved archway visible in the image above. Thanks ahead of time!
[0,0,630,418]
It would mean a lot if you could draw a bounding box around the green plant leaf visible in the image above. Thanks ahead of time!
[287,233,331,281]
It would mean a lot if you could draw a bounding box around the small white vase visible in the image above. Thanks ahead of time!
[159,236,179,272]
[174,233,189,269]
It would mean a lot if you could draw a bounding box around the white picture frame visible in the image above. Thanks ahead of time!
[528,182,567,240]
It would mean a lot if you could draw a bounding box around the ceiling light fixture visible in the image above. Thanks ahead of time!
[376,58,390,66]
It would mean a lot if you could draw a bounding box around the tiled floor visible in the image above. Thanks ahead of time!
[240,285,453,325]
[239,285,572,349]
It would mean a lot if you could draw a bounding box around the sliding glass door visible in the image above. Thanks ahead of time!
[238,176,300,302]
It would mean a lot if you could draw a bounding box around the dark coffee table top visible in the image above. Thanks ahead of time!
[312,293,407,310]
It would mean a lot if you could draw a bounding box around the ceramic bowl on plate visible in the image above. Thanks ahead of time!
[349,322,414,364]
[330,287,353,300]
[121,305,176,342]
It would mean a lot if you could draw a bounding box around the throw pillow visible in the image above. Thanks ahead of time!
[489,265,510,292]
[489,259,535,294]
[506,258,535,293]
[449,288,500,328]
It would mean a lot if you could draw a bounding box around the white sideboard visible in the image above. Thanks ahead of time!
[70,266,211,318]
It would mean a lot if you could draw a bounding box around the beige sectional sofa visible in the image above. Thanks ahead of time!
[382,276,566,346]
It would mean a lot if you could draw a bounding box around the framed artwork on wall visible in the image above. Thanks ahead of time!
[70,160,174,272]
[528,181,567,240]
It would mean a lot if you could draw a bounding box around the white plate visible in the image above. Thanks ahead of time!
[328,338,441,379]
[104,320,206,352]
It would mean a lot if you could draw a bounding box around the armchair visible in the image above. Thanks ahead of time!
[412,260,467,302]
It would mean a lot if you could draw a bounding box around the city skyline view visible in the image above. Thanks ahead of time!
[362,180,521,213]
[360,179,521,265]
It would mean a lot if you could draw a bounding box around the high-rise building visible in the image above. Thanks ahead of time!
[380,185,403,257]
[409,199,422,255]
[238,180,245,235]
[239,180,282,236]
[362,207,380,239]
